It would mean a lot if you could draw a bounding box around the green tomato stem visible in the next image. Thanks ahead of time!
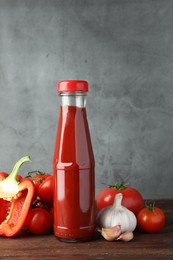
[145,200,158,215]
[109,182,126,190]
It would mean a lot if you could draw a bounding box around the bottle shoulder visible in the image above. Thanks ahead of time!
[53,160,95,170]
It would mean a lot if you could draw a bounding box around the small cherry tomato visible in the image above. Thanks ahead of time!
[26,171,51,200]
[0,172,22,181]
[38,175,54,203]
[16,175,23,181]
[137,202,165,233]
[25,208,53,235]
[32,172,51,190]
[0,172,8,180]
[96,182,144,215]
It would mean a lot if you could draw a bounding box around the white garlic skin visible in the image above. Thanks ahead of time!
[96,193,137,233]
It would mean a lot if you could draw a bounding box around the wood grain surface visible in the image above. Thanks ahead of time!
[0,200,172,260]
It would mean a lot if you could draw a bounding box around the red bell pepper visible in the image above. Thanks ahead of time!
[0,156,34,237]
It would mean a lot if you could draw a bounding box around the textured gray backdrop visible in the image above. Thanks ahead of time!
[0,0,173,199]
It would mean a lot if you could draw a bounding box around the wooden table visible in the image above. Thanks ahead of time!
[0,200,172,260]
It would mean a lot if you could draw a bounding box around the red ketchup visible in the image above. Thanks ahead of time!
[53,80,95,242]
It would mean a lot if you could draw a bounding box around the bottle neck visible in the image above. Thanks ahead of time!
[59,92,87,108]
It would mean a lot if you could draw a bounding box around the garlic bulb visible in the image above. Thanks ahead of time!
[96,193,137,233]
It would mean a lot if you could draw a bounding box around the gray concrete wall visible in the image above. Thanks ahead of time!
[0,0,173,199]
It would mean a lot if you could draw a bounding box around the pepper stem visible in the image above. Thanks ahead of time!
[6,156,31,183]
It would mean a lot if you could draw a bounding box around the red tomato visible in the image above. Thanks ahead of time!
[137,205,165,233]
[25,208,53,235]
[32,173,51,189]
[16,175,23,181]
[38,175,54,203]
[32,173,51,181]
[49,207,54,224]
[96,185,144,215]
[30,172,51,200]
[0,172,8,180]
[0,172,22,181]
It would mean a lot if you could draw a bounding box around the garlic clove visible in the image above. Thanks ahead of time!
[117,231,134,242]
[101,225,121,241]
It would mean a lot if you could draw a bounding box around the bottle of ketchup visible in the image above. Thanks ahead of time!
[53,80,95,242]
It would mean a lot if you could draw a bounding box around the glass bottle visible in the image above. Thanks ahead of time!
[53,80,95,242]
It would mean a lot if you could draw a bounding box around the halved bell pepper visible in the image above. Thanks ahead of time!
[0,156,34,237]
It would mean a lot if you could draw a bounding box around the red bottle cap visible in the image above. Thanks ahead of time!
[57,80,88,92]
